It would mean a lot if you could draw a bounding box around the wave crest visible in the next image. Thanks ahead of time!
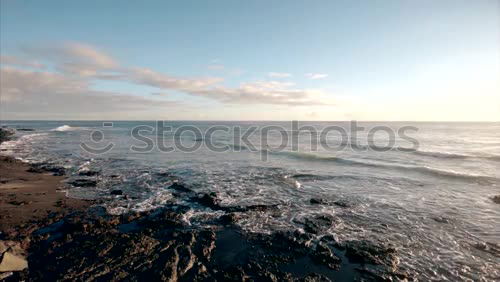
[52,125,77,132]
[274,151,497,184]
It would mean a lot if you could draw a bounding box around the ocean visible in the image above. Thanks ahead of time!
[1,120,499,280]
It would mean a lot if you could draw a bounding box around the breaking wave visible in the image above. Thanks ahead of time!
[52,125,81,132]
[406,149,500,162]
[273,151,498,183]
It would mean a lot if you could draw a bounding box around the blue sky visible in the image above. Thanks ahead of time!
[1,0,499,120]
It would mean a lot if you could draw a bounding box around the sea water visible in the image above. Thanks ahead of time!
[1,120,499,280]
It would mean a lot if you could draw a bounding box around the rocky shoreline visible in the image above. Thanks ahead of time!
[0,128,411,281]
[9,206,409,281]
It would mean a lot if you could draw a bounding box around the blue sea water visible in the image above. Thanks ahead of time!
[1,120,499,280]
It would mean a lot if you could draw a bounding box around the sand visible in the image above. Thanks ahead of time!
[0,156,91,233]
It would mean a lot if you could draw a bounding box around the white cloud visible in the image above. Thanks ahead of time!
[0,55,46,69]
[189,81,332,106]
[1,42,336,120]
[305,73,328,80]
[62,42,117,68]
[0,67,182,119]
[20,42,118,76]
[123,67,224,92]
[268,72,291,78]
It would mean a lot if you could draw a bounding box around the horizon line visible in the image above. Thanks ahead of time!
[1,119,499,123]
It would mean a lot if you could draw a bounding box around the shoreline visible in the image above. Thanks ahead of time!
[0,156,408,281]
[0,156,91,236]
[0,128,408,281]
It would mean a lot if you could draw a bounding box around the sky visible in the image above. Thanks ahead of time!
[1,0,499,121]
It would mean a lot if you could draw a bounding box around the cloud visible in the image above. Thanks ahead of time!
[0,67,182,119]
[116,70,329,105]
[0,55,46,69]
[20,42,118,76]
[188,81,331,106]
[23,42,117,68]
[1,42,335,119]
[63,42,117,68]
[268,72,292,78]
[123,67,223,91]
[305,73,328,80]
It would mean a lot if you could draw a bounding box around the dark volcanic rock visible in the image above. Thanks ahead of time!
[219,213,241,225]
[303,215,335,234]
[310,242,341,270]
[8,200,31,206]
[196,192,221,210]
[333,200,350,208]
[28,163,66,176]
[310,198,329,205]
[78,170,99,176]
[16,128,36,132]
[191,192,279,214]
[15,202,406,281]
[0,128,15,144]
[491,195,500,204]
[110,189,123,195]
[309,198,351,208]
[301,273,332,281]
[240,204,279,212]
[168,182,192,193]
[25,207,218,281]
[343,240,398,268]
[68,178,97,188]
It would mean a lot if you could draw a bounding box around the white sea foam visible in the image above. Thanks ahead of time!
[106,190,174,215]
[0,132,48,155]
[52,125,80,132]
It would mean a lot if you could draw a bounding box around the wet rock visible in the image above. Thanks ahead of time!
[191,192,278,213]
[301,273,332,281]
[110,190,123,196]
[432,216,451,224]
[309,198,350,208]
[26,208,220,281]
[333,200,350,208]
[18,200,404,281]
[78,170,99,176]
[0,128,15,144]
[7,200,30,206]
[0,252,28,272]
[28,163,66,176]
[473,241,500,257]
[220,203,280,213]
[168,182,192,193]
[303,215,335,234]
[194,192,221,210]
[252,230,313,255]
[491,195,500,204]
[310,242,340,270]
[240,204,279,212]
[343,240,397,268]
[27,166,44,173]
[219,213,240,225]
[16,128,35,132]
[68,179,97,188]
[310,198,329,205]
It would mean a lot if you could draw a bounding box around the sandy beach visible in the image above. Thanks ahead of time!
[0,156,91,235]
